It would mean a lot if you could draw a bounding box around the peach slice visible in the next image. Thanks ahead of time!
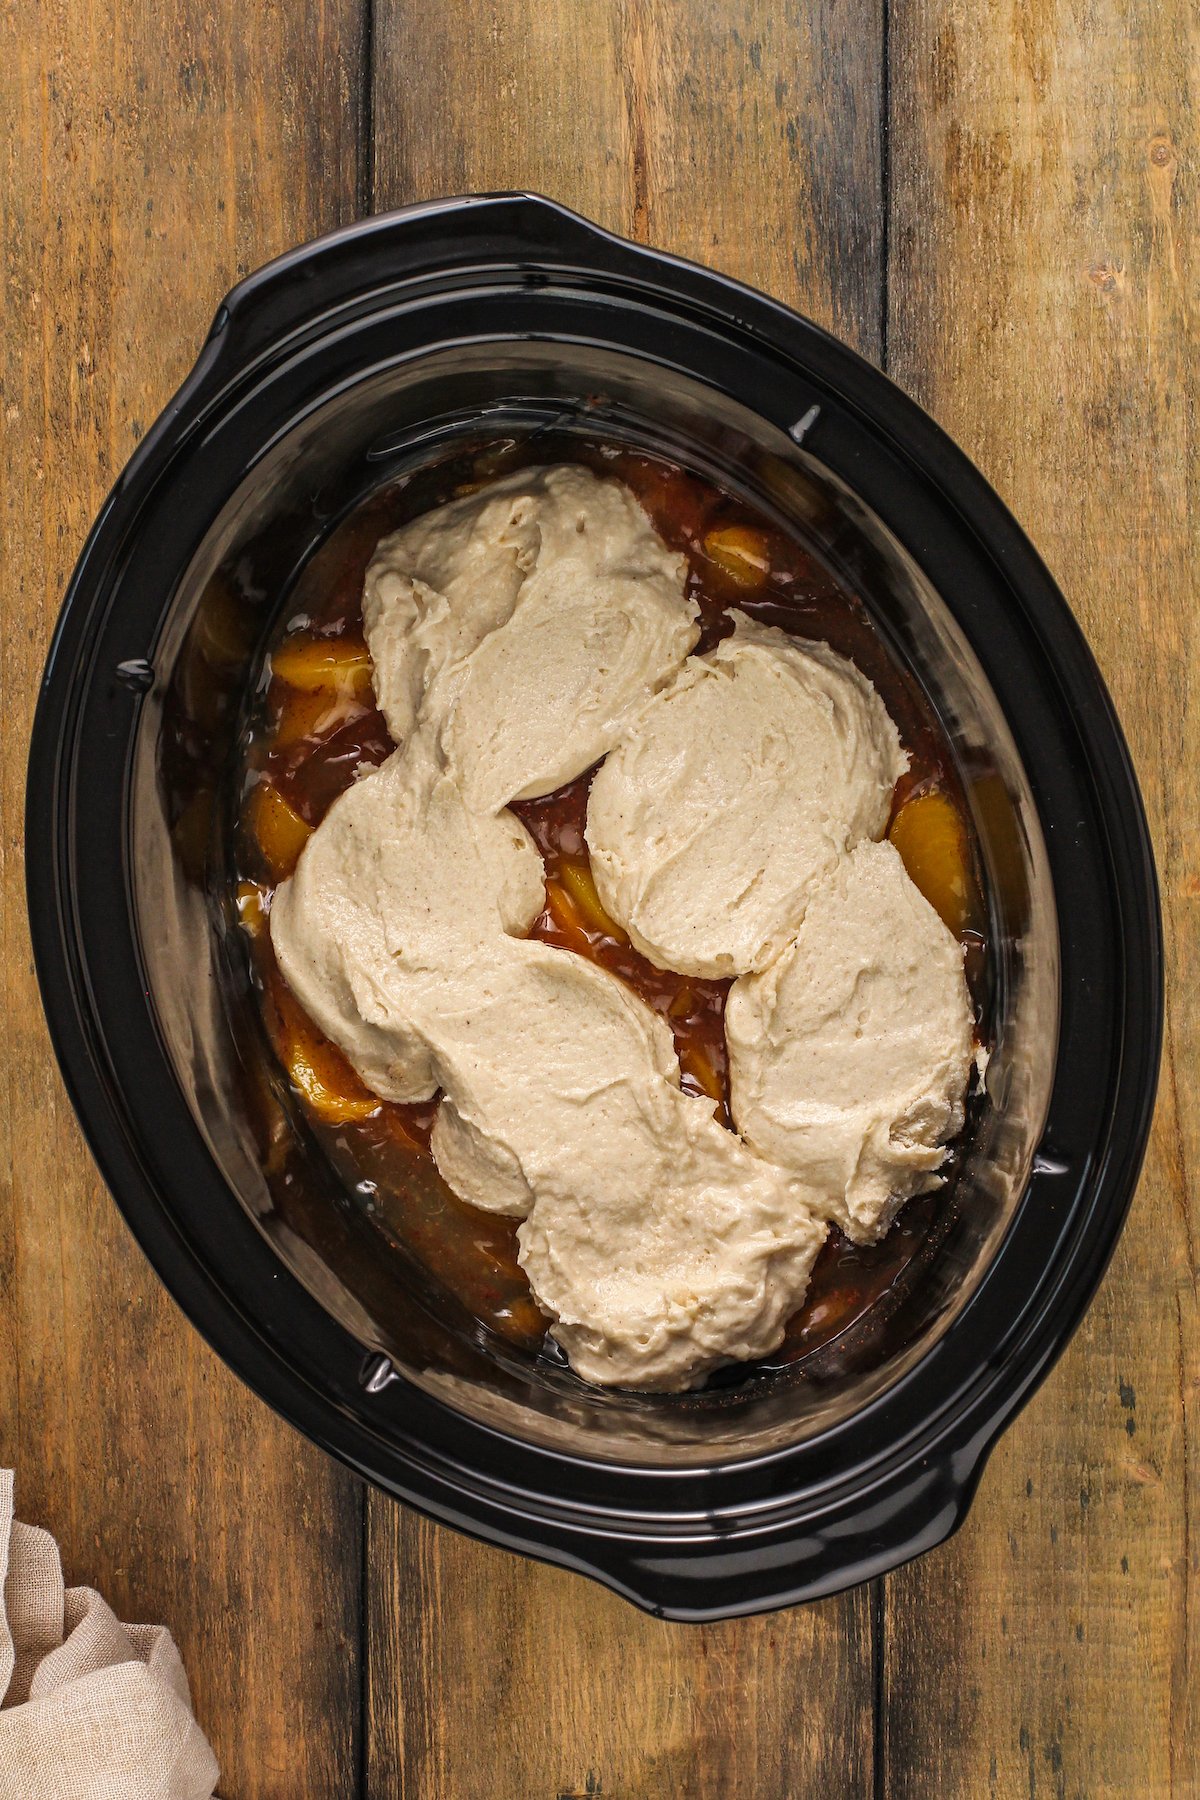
[678,1040,725,1113]
[235,880,270,938]
[284,1027,380,1126]
[191,573,254,670]
[969,771,1029,925]
[270,634,373,694]
[170,787,214,881]
[271,980,380,1126]
[270,684,371,751]
[667,981,697,1021]
[556,857,627,941]
[500,1293,552,1345]
[382,1110,429,1158]
[701,523,773,592]
[543,878,588,946]
[249,782,313,880]
[888,789,980,938]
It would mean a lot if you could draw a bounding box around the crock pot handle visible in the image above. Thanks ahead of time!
[193,194,647,401]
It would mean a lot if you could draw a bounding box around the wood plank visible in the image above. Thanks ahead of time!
[0,4,367,1794]
[372,0,883,349]
[884,0,1198,1792]
[371,1507,874,1800]
[368,6,884,1796]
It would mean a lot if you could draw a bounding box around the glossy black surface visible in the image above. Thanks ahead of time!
[26,195,1161,1617]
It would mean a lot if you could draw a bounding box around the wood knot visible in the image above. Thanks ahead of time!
[1087,262,1117,292]
[1148,135,1175,168]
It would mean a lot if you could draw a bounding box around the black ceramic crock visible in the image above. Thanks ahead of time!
[26,194,1161,1619]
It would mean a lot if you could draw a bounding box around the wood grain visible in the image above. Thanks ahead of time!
[0,3,367,1794]
[371,1509,873,1800]
[368,5,884,1796]
[372,0,883,350]
[5,1,1195,1794]
[884,0,1199,1792]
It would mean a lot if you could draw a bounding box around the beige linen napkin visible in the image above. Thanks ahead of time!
[0,1472,219,1799]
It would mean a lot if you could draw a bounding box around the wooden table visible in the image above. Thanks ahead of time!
[2,2,1195,1793]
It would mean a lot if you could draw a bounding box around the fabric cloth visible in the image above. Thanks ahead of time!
[0,1472,219,1799]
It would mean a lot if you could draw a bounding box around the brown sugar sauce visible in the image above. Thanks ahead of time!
[232,439,989,1378]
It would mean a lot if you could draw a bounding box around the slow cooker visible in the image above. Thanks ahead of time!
[26,194,1161,1618]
